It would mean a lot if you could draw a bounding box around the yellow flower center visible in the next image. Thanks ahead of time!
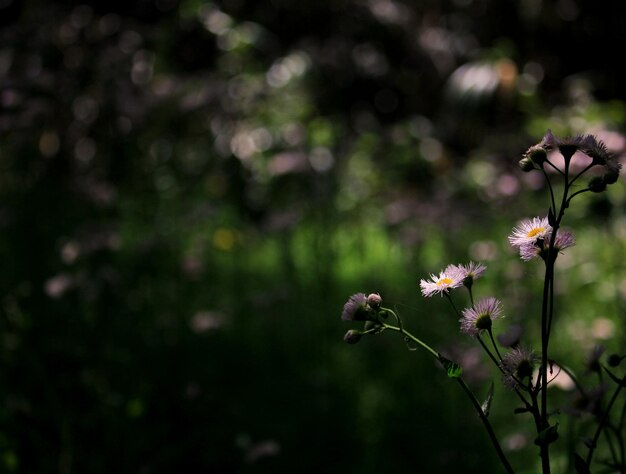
[437,277,452,287]
[526,227,545,238]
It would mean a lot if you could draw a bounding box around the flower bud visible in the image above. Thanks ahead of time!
[608,354,624,367]
[343,329,362,344]
[526,145,547,165]
[367,293,382,309]
[518,157,535,172]
[603,166,620,185]
[588,176,606,193]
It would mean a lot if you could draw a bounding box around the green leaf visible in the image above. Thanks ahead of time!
[534,423,559,446]
[573,453,590,474]
[439,356,462,379]
[481,381,494,417]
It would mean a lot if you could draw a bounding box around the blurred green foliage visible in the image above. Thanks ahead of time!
[1,0,626,472]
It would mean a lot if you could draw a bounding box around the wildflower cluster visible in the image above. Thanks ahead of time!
[338,130,625,474]
[520,130,622,192]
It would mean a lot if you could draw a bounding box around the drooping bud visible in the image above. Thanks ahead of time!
[343,329,362,344]
[526,145,547,166]
[603,160,621,185]
[518,157,535,172]
[588,176,607,193]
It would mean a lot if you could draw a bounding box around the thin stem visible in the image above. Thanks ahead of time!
[381,323,439,359]
[381,323,515,473]
[602,425,620,469]
[546,259,555,343]
[445,293,461,318]
[539,257,553,474]
[618,398,626,469]
[586,377,625,468]
[456,377,516,474]
[543,159,566,177]
[565,187,591,205]
[488,328,503,362]
[569,162,595,187]
[478,334,502,370]
[542,168,558,216]
[536,149,576,473]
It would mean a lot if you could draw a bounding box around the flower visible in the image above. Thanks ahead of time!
[534,131,621,183]
[501,347,536,390]
[583,135,610,164]
[460,297,503,337]
[447,262,486,289]
[603,158,622,184]
[519,229,575,261]
[553,229,575,251]
[519,242,541,261]
[420,269,462,297]
[341,293,369,321]
[508,216,552,249]
[539,130,588,161]
[588,175,607,193]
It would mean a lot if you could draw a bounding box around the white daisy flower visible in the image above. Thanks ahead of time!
[420,269,462,297]
[508,216,552,249]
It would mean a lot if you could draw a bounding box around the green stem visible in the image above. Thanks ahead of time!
[381,322,439,359]
[456,377,516,474]
[381,323,515,473]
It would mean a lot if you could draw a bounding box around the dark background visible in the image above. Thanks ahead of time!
[1,0,626,472]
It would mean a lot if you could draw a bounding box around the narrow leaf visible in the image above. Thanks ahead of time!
[481,381,494,417]
[438,356,463,379]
